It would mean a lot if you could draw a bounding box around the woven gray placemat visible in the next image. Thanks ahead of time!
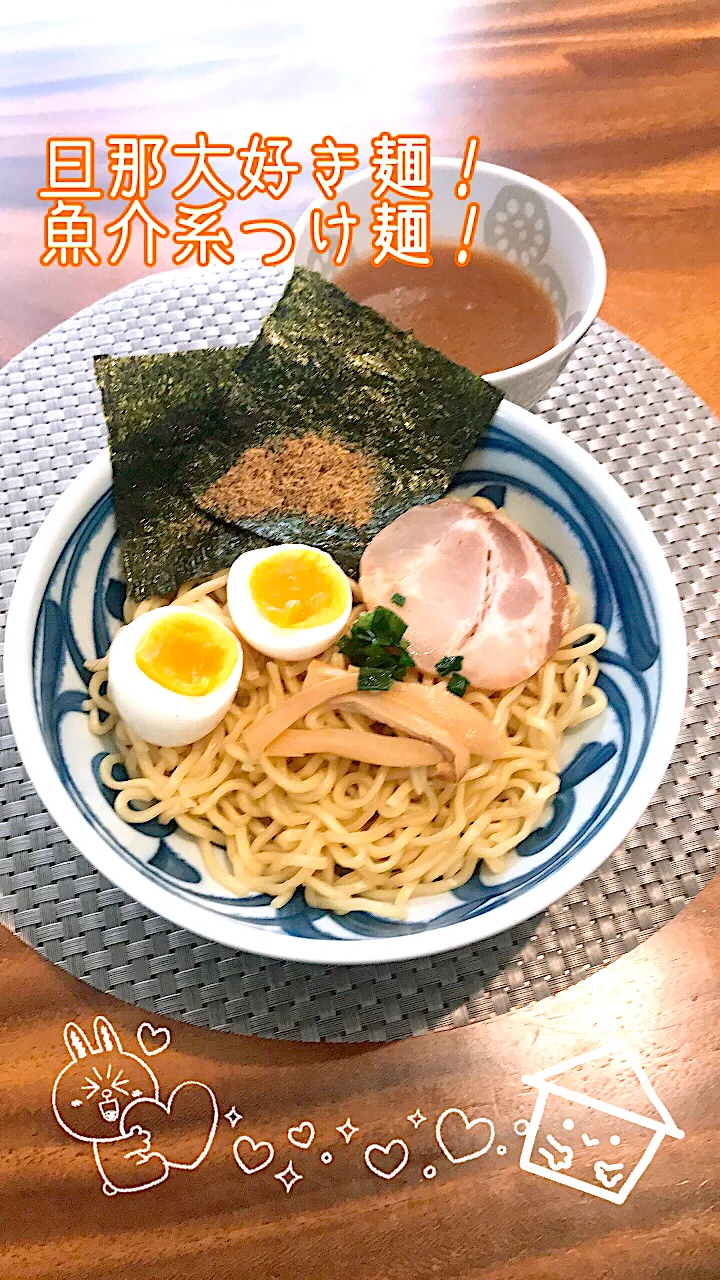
[1,259,718,1042]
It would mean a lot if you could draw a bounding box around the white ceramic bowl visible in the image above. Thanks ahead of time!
[293,159,606,409]
[4,400,685,965]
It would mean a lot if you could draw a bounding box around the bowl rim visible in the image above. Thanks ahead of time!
[291,157,608,385]
[3,400,687,965]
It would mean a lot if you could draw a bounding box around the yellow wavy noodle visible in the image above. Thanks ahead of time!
[84,562,607,919]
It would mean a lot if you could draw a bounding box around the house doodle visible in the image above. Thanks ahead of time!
[51,1017,219,1196]
[517,1042,684,1204]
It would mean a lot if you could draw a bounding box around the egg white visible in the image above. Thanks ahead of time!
[226,545,352,661]
[107,606,243,747]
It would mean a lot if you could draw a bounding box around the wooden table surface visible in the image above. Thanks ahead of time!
[1,5,719,1277]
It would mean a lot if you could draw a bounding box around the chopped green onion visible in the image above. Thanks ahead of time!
[391,592,406,607]
[361,642,402,671]
[351,614,377,641]
[357,667,393,692]
[337,636,371,665]
[394,648,415,671]
[339,605,414,687]
[365,605,407,645]
[435,654,463,676]
[447,673,470,698]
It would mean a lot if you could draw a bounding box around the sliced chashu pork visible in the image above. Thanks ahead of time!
[359,498,569,692]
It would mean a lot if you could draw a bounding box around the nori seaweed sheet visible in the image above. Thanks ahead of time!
[95,347,270,598]
[95,267,503,599]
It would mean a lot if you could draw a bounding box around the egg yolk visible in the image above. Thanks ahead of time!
[135,612,237,697]
[249,549,346,629]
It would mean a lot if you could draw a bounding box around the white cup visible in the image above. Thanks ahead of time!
[293,158,606,409]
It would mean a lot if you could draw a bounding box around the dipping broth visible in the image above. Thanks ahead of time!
[337,243,560,375]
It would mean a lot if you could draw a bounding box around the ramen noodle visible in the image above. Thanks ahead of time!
[84,565,607,920]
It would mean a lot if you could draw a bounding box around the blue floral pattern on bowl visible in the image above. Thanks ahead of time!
[32,419,662,947]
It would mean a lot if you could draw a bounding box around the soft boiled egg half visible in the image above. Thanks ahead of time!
[108,606,243,747]
[226,544,352,661]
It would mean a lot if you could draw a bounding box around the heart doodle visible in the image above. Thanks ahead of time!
[233,1134,275,1175]
[364,1139,409,1181]
[288,1121,315,1150]
[94,1128,169,1196]
[137,1022,171,1056]
[435,1109,495,1165]
[120,1081,218,1170]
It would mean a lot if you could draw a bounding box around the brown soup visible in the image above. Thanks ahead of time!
[336,243,559,375]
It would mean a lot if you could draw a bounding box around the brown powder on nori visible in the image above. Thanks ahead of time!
[197,434,376,526]
[95,267,503,599]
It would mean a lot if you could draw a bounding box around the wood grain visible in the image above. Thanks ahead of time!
[1,876,719,1279]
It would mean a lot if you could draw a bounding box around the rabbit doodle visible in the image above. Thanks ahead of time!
[52,1017,218,1196]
